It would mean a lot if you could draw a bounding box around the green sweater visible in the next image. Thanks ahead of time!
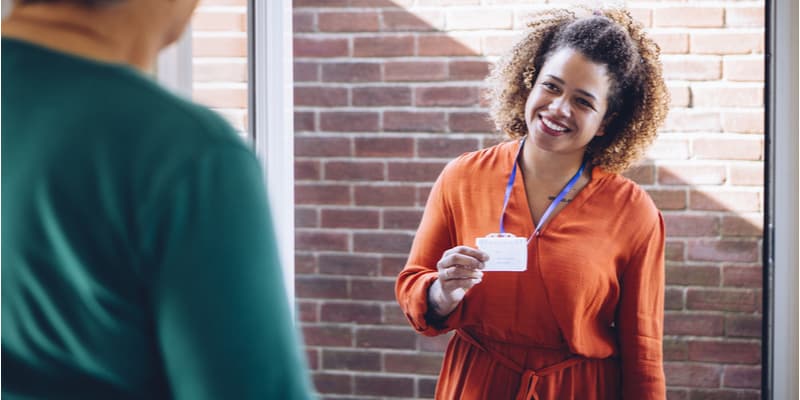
[1,37,313,399]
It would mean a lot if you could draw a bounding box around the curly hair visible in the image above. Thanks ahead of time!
[486,6,669,173]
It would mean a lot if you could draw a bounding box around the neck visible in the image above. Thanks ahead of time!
[519,139,586,184]
[2,3,167,72]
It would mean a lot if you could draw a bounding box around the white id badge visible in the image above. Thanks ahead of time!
[476,233,527,272]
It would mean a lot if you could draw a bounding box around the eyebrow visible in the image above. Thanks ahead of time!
[545,75,597,101]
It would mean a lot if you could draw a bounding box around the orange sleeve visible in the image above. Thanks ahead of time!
[395,164,466,336]
[617,212,666,399]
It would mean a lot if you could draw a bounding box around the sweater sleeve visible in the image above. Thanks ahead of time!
[617,212,667,399]
[142,147,314,400]
[395,163,467,336]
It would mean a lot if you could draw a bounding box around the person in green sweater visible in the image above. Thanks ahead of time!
[1,0,314,399]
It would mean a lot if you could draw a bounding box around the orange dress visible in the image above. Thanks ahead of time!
[396,140,665,399]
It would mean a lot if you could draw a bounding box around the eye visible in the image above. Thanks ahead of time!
[541,82,559,92]
[576,97,596,111]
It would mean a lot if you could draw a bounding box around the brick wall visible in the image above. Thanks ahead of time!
[192,0,765,398]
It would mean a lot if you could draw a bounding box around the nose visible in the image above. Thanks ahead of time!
[548,96,571,118]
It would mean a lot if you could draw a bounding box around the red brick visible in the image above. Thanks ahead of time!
[321,208,380,229]
[318,11,379,32]
[723,56,765,82]
[306,348,319,370]
[381,255,408,277]
[354,36,414,57]
[193,11,245,31]
[417,0,479,4]
[320,111,380,132]
[648,189,687,211]
[666,241,685,262]
[419,377,439,398]
[688,390,759,400]
[293,11,315,33]
[295,253,317,274]
[193,61,246,82]
[692,85,763,108]
[324,161,385,181]
[383,303,409,326]
[650,32,689,54]
[482,33,521,56]
[356,327,417,349]
[690,31,764,55]
[302,325,353,347]
[354,376,414,397]
[721,214,763,237]
[294,38,349,58]
[622,164,655,185]
[296,136,352,157]
[295,160,321,181]
[319,253,380,276]
[723,265,762,288]
[688,340,760,363]
[384,111,447,132]
[661,56,722,80]
[294,62,318,82]
[628,7,652,28]
[352,87,411,106]
[321,302,383,324]
[382,10,444,32]
[449,111,495,133]
[689,190,761,212]
[193,87,247,108]
[418,34,481,56]
[355,137,414,157]
[351,279,398,301]
[667,83,691,107]
[653,7,724,28]
[349,0,414,6]
[688,239,759,262]
[721,110,764,134]
[353,231,415,253]
[666,265,721,286]
[449,60,491,80]
[658,164,726,185]
[385,353,444,374]
[661,109,722,133]
[312,372,352,394]
[417,137,480,158]
[295,184,351,205]
[192,36,247,57]
[294,0,347,6]
[383,209,424,230]
[726,7,765,27]
[665,287,685,310]
[296,275,349,299]
[417,184,434,207]
[298,300,319,322]
[385,61,448,82]
[725,315,762,338]
[665,313,724,336]
[664,338,688,361]
[686,288,756,312]
[322,349,381,371]
[294,86,348,107]
[321,62,381,82]
[388,161,447,182]
[646,138,691,159]
[415,86,480,107]
[295,230,350,251]
[294,112,316,132]
[664,362,722,387]
[295,207,319,228]
[354,185,416,206]
[729,164,764,186]
[664,214,720,237]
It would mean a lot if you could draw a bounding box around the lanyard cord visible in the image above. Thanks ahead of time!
[498,138,586,241]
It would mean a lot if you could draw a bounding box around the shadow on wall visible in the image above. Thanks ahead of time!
[291,1,764,399]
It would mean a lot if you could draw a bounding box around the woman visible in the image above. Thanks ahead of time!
[2,1,312,399]
[396,7,669,400]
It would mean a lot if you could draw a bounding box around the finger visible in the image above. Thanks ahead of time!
[439,253,485,270]
[443,246,490,263]
[439,267,483,281]
[440,276,483,291]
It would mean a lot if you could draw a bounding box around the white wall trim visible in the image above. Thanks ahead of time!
[250,0,295,311]
[769,0,799,398]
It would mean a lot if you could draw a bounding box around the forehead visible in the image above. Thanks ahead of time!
[538,47,611,95]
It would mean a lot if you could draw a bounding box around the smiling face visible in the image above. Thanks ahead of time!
[524,47,611,159]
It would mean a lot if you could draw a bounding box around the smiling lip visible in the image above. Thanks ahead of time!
[538,115,570,137]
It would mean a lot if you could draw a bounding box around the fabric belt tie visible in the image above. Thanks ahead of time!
[456,329,586,400]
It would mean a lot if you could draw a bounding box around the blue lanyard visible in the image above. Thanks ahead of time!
[499,138,586,235]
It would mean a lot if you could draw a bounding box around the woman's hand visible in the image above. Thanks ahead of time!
[427,246,488,319]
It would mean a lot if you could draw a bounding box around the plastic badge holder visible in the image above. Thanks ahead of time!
[476,233,527,272]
